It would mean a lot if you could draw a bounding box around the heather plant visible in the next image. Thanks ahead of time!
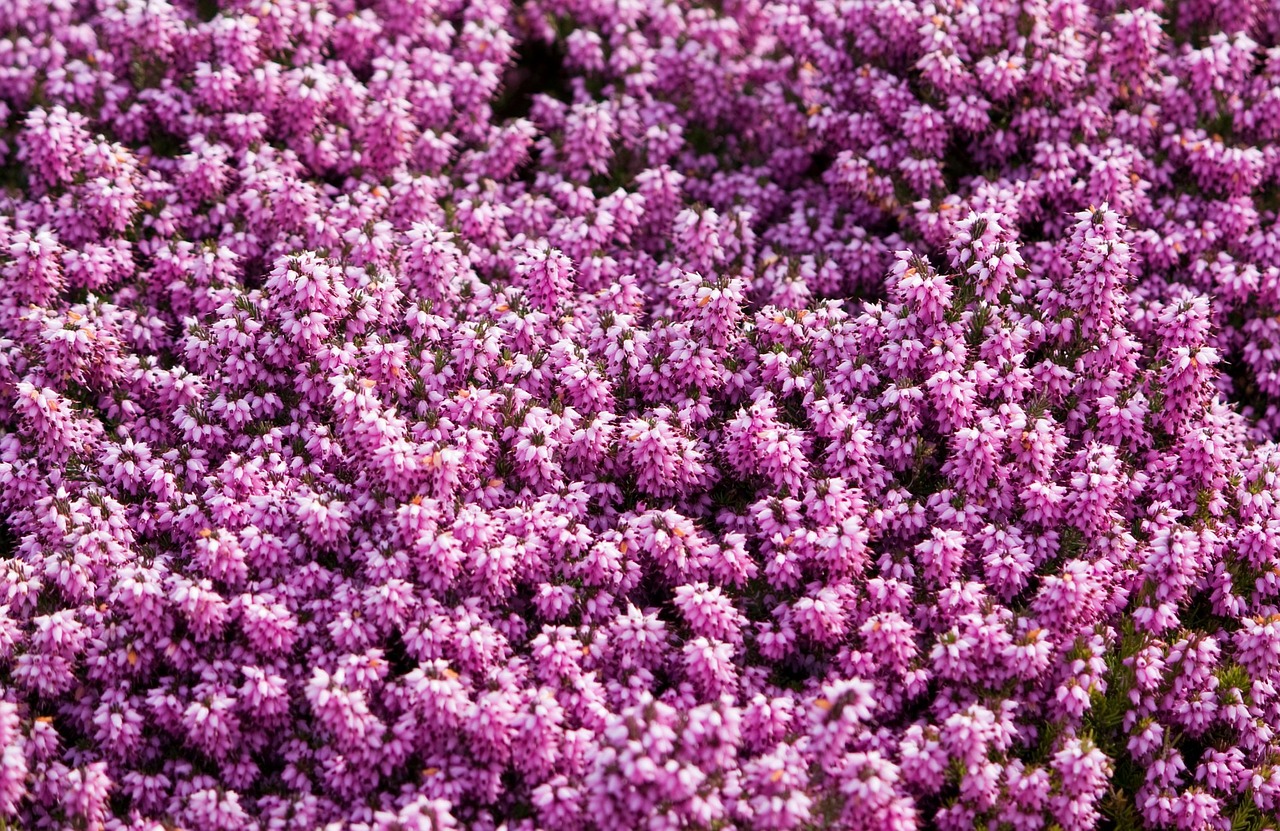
[5,1,1280,830]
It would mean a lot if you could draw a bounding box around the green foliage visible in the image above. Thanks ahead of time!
[1098,787,1144,831]
[1230,797,1274,831]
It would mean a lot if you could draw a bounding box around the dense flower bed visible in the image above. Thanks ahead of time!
[4,0,1280,829]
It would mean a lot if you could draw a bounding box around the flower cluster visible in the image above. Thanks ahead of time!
[4,1,1280,830]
